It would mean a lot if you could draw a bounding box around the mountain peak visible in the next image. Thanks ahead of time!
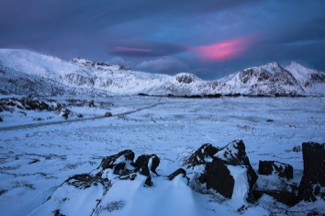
[174,73,200,84]
[287,61,306,69]
[264,62,280,68]
[244,62,281,73]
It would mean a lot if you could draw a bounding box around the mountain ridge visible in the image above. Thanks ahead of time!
[1,49,324,97]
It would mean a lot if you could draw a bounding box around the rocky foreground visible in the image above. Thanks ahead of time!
[29,140,325,215]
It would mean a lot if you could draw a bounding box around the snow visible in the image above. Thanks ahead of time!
[1,48,325,215]
[1,96,325,215]
[285,61,314,83]
[227,165,248,204]
[0,49,83,80]
[1,49,325,96]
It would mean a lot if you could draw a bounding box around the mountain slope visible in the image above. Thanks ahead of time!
[285,61,325,95]
[0,49,324,96]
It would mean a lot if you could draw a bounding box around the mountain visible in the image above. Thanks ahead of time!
[220,62,307,96]
[0,49,324,97]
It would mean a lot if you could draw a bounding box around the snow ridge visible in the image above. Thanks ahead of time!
[1,49,325,96]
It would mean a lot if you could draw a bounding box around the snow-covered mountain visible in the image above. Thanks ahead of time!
[220,62,307,96]
[0,49,324,96]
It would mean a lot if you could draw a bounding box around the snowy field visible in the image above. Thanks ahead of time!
[0,96,325,215]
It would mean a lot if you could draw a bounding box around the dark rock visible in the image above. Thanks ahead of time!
[197,173,207,184]
[206,157,234,199]
[134,154,160,176]
[53,209,66,216]
[65,173,111,190]
[62,109,70,119]
[98,150,135,170]
[214,140,258,196]
[144,176,153,187]
[293,145,302,152]
[175,74,196,84]
[258,160,293,180]
[88,100,96,107]
[113,162,126,175]
[0,116,2,122]
[185,143,219,167]
[236,205,247,214]
[26,99,50,111]
[266,119,274,122]
[298,142,325,202]
[104,112,112,117]
[77,114,83,118]
[0,189,8,196]
[256,189,298,206]
[256,161,299,206]
[168,168,187,180]
[186,141,257,201]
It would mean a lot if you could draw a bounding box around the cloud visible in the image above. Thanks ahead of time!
[108,56,132,67]
[192,36,254,62]
[136,57,189,74]
[109,40,188,58]
[275,17,325,45]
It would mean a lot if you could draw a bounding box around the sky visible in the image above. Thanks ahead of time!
[1,0,325,80]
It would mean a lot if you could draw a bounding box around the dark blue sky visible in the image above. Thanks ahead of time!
[1,0,324,79]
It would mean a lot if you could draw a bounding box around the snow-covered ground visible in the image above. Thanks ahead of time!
[0,96,324,215]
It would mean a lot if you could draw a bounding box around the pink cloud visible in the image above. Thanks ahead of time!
[195,37,252,61]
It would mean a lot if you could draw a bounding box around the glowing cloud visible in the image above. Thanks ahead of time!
[196,37,250,61]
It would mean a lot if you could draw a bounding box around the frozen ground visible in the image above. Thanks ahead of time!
[0,96,324,215]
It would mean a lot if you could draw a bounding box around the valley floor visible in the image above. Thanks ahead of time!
[0,96,325,215]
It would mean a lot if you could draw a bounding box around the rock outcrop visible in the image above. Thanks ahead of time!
[185,140,258,201]
[256,160,298,206]
[298,142,325,201]
[29,140,325,216]
[258,160,293,180]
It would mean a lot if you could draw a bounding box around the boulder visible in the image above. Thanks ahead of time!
[254,189,298,206]
[298,142,325,202]
[206,157,234,199]
[214,140,258,196]
[292,145,301,152]
[168,168,187,180]
[134,154,160,176]
[256,160,298,206]
[0,116,2,122]
[61,109,70,119]
[185,140,258,201]
[258,160,293,180]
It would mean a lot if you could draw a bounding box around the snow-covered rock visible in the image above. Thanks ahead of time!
[256,161,298,206]
[185,140,257,202]
[258,160,293,180]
